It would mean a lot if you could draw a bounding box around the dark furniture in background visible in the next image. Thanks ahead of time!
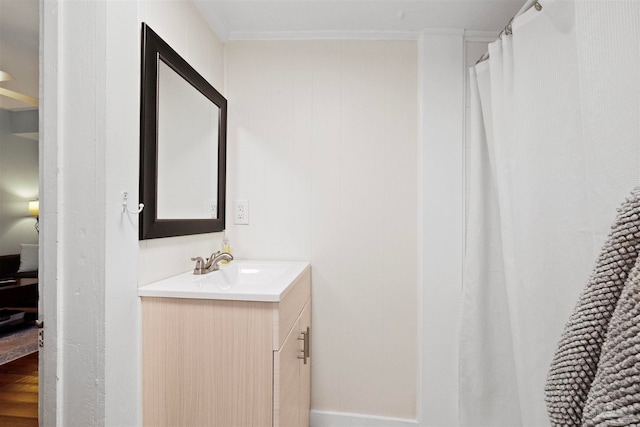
[0,254,38,322]
[0,254,37,279]
[0,254,20,279]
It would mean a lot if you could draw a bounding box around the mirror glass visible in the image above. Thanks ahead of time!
[140,23,227,240]
[157,59,219,219]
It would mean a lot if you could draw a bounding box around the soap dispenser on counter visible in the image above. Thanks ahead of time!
[221,231,231,264]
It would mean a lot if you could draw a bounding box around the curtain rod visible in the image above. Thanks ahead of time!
[475,0,543,65]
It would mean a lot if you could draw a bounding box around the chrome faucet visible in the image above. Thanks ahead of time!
[191,251,233,275]
[191,256,206,274]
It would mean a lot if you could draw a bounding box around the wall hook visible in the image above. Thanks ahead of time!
[122,192,144,214]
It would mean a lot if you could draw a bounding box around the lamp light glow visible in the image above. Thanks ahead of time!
[29,200,39,233]
[28,200,39,217]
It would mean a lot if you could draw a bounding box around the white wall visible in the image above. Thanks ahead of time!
[226,40,418,420]
[54,2,108,423]
[43,1,226,425]
[0,109,38,255]
[418,31,465,426]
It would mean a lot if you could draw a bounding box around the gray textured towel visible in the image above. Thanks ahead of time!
[582,255,640,426]
[545,187,640,426]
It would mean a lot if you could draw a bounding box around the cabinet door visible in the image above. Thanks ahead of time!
[274,300,311,427]
[299,302,311,427]
[274,317,301,427]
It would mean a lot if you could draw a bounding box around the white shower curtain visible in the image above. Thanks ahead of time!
[461,1,640,425]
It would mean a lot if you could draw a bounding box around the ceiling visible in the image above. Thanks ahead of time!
[0,0,39,111]
[0,0,523,111]
[193,0,524,41]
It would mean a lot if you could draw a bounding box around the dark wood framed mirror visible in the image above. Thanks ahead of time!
[139,23,226,240]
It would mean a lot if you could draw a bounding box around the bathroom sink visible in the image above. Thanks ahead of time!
[138,260,309,302]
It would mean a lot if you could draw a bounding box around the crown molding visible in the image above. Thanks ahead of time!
[420,28,465,36]
[228,30,421,41]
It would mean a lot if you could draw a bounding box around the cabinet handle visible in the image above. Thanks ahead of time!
[297,327,310,364]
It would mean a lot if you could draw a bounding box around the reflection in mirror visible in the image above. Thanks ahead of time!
[157,59,219,220]
[140,23,227,240]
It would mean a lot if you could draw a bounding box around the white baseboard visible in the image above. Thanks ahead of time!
[310,410,419,427]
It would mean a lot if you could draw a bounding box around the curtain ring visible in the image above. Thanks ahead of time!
[505,18,514,35]
[534,1,543,11]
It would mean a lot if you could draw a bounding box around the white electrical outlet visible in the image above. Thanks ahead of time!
[234,200,249,225]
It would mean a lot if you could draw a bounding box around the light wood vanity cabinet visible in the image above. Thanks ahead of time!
[275,301,311,427]
[141,266,311,427]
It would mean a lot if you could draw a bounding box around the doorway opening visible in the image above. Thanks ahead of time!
[0,0,41,425]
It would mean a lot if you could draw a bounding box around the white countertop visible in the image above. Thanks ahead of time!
[138,260,310,302]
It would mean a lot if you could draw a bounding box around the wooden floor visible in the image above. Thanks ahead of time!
[0,352,38,427]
